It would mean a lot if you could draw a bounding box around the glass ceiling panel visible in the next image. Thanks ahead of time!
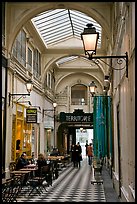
[57,56,78,65]
[32,9,102,47]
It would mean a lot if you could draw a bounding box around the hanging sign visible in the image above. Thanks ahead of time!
[59,109,93,123]
[26,108,37,123]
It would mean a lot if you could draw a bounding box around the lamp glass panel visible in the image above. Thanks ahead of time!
[26,83,33,93]
[82,34,98,51]
[53,102,57,108]
[89,86,95,93]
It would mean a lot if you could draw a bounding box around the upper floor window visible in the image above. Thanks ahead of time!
[12,29,26,66]
[45,71,55,89]
[12,29,42,80]
[27,47,32,69]
[33,49,41,77]
[71,84,87,105]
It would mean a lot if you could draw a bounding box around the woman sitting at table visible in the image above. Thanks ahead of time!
[36,153,47,175]
[36,153,52,186]
[16,153,29,170]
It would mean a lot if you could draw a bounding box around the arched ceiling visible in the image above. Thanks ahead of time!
[6,2,113,93]
[31,9,102,49]
[6,2,113,53]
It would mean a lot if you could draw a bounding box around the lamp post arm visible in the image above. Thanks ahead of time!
[9,93,30,106]
[91,52,128,78]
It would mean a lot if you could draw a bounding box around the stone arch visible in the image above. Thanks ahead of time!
[55,72,103,94]
[6,2,112,53]
[42,54,105,87]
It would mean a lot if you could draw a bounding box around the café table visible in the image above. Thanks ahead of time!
[25,164,37,168]
[10,170,31,175]
[10,170,31,186]
[20,167,38,177]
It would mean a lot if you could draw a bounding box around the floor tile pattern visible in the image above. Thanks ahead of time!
[16,159,106,202]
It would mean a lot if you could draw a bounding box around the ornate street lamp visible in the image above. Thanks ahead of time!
[81,24,128,77]
[9,79,33,106]
[89,81,97,97]
[81,23,99,58]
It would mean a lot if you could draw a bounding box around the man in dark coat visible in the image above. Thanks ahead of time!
[71,144,76,167]
[16,153,29,170]
[75,142,82,168]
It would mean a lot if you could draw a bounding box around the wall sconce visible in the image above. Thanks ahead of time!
[104,75,109,82]
[9,79,33,106]
[80,127,83,132]
[81,23,128,78]
[89,81,97,97]
[43,102,57,117]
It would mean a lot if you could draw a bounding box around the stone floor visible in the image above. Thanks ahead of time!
[16,158,121,202]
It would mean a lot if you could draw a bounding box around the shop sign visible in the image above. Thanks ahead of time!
[26,108,37,123]
[59,109,93,123]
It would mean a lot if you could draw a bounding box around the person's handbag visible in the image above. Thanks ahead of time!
[79,154,82,161]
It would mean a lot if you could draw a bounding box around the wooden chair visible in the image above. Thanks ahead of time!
[27,164,52,196]
[2,175,23,202]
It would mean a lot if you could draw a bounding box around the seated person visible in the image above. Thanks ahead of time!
[50,148,60,156]
[36,153,47,176]
[16,153,30,185]
[36,153,52,185]
[16,153,29,170]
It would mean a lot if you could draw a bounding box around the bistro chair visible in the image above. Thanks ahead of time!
[2,175,23,202]
[27,164,52,196]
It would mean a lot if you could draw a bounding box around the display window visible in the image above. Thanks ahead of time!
[11,104,32,161]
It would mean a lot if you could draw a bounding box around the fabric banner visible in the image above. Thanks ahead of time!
[93,96,112,159]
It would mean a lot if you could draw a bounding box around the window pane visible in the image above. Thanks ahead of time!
[71,84,87,105]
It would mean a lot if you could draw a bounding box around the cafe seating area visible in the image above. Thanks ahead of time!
[2,154,71,202]
[2,175,25,202]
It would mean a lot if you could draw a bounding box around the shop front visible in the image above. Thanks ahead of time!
[11,104,40,161]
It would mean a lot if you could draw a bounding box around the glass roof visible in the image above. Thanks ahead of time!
[32,9,102,48]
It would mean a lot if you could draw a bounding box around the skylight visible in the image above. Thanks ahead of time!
[32,9,102,48]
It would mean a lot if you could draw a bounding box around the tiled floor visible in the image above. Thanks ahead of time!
[16,158,106,202]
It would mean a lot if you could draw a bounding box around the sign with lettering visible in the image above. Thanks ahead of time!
[59,109,93,123]
[26,108,37,123]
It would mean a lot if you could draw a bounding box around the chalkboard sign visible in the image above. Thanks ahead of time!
[26,108,37,123]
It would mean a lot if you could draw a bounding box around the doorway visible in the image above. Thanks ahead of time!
[76,128,93,158]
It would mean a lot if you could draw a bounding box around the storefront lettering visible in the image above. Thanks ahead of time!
[66,115,91,122]
[26,109,37,114]
[26,108,37,123]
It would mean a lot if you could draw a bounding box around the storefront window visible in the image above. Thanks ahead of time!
[11,104,32,161]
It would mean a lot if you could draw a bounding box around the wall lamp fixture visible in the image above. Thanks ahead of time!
[89,81,97,97]
[9,79,33,106]
[81,23,128,78]
[43,102,57,118]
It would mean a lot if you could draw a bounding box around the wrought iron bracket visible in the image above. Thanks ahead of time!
[88,52,128,78]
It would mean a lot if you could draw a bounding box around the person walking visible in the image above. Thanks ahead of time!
[87,143,93,166]
[71,143,76,167]
[75,142,82,168]
[85,141,88,156]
